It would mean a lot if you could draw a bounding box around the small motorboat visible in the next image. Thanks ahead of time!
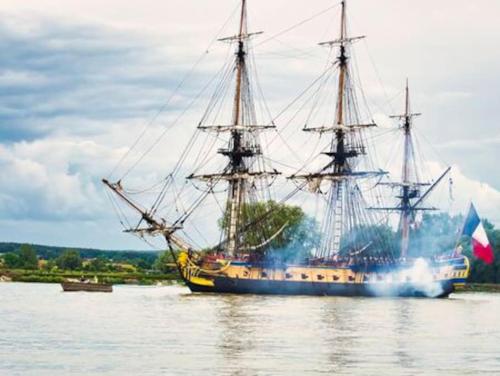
[61,277,113,293]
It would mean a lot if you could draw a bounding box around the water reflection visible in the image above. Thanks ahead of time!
[394,300,417,370]
[216,295,256,366]
[321,298,355,374]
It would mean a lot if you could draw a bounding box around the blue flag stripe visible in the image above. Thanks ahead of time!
[462,204,480,237]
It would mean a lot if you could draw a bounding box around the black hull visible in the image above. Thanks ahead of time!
[186,277,455,298]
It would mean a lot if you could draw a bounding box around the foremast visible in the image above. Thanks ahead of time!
[103,0,278,256]
[188,0,279,256]
[290,0,384,259]
[227,0,255,256]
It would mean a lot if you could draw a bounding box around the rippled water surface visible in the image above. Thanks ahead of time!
[1,283,500,375]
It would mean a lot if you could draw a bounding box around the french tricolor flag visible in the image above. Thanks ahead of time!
[462,204,494,264]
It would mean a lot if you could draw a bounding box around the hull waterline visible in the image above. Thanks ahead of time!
[186,277,457,298]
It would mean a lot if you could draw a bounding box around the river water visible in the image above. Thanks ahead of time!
[0,283,499,375]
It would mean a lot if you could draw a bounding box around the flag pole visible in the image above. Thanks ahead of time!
[452,201,472,257]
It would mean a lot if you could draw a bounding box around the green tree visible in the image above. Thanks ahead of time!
[2,252,22,269]
[340,224,397,258]
[44,259,57,271]
[86,257,108,272]
[18,244,38,270]
[219,200,318,261]
[267,216,320,262]
[135,258,153,271]
[153,251,176,273]
[56,249,82,270]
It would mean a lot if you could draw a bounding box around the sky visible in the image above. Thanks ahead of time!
[0,0,499,250]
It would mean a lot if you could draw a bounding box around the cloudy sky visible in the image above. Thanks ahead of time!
[0,0,498,250]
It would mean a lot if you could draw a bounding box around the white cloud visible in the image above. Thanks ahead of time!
[0,140,105,220]
[0,70,49,87]
[437,136,500,150]
[449,165,500,224]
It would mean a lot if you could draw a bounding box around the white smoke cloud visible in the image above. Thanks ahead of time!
[368,258,445,298]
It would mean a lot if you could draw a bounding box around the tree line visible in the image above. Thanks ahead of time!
[0,244,170,273]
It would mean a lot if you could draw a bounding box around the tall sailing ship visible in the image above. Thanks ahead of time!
[104,0,470,297]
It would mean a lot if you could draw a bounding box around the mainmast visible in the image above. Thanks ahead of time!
[290,0,383,259]
[397,81,420,258]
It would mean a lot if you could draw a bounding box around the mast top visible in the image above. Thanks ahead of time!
[390,80,422,121]
[218,0,263,43]
[319,0,365,48]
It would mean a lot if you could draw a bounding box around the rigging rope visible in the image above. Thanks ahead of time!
[254,2,341,48]
[110,2,241,181]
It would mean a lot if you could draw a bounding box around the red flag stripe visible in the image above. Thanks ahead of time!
[472,238,494,265]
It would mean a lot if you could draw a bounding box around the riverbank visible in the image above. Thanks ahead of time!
[0,268,178,285]
[455,283,500,293]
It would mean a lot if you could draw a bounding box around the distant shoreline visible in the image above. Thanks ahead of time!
[0,268,178,285]
[454,284,500,293]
